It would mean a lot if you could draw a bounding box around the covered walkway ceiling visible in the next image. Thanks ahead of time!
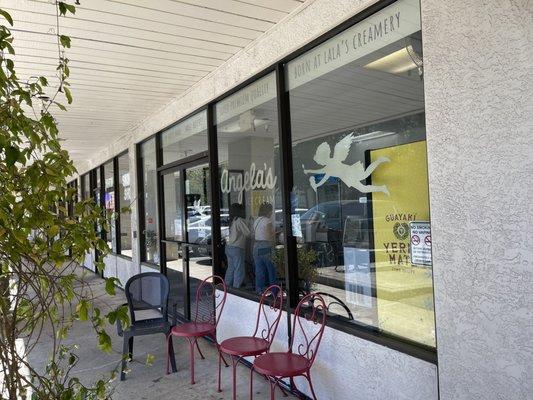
[2,0,307,163]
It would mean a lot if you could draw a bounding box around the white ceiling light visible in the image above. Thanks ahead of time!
[364,45,419,74]
[218,118,271,133]
[352,130,395,142]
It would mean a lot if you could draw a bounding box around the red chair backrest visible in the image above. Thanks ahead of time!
[289,292,327,367]
[252,285,284,350]
[192,275,227,328]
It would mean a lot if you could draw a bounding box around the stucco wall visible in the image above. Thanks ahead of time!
[421,0,533,399]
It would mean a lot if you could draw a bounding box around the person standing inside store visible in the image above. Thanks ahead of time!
[252,202,276,294]
[225,203,250,288]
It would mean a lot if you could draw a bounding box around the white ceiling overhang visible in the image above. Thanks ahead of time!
[2,0,307,164]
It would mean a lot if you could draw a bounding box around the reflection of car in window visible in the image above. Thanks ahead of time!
[300,200,367,234]
[188,210,230,258]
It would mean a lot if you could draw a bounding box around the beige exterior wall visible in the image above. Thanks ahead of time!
[422,0,533,399]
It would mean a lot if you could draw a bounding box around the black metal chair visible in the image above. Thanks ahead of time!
[117,272,177,380]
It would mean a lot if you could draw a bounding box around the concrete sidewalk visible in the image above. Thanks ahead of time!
[28,267,297,400]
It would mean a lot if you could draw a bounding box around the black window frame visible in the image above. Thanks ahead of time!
[115,150,132,259]
[133,0,436,364]
[83,151,131,260]
[137,136,161,267]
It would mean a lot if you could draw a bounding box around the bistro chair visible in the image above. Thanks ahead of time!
[166,275,227,384]
[117,272,177,381]
[250,292,327,400]
[218,285,284,400]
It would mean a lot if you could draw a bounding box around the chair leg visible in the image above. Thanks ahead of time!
[166,335,170,375]
[120,337,129,381]
[231,356,238,400]
[211,333,229,368]
[219,346,230,367]
[128,337,134,360]
[249,365,254,400]
[195,339,205,360]
[166,334,177,374]
[188,338,196,384]
[303,372,318,400]
[268,377,276,400]
[217,350,222,392]
[168,335,177,373]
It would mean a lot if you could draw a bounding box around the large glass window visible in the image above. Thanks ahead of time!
[140,138,159,265]
[215,72,284,295]
[81,173,90,201]
[117,153,132,257]
[161,110,208,165]
[93,167,103,239]
[67,179,77,218]
[103,160,116,252]
[286,0,434,347]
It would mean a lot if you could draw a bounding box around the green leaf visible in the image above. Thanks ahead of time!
[57,325,70,339]
[48,225,60,237]
[39,76,48,86]
[59,35,71,49]
[5,58,14,72]
[64,86,72,104]
[5,146,20,167]
[97,331,112,353]
[58,2,67,16]
[76,300,88,321]
[107,310,117,324]
[95,380,106,399]
[0,9,13,26]
[146,354,155,366]
[55,101,67,111]
[4,41,14,55]
[65,4,76,14]
[105,278,116,295]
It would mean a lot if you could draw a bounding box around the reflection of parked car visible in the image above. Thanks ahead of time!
[300,200,367,234]
[189,216,229,258]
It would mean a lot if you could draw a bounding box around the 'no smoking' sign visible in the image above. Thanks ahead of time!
[409,221,432,266]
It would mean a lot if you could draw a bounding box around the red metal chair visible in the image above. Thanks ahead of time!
[250,292,327,400]
[166,275,227,384]
[218,285,284,400]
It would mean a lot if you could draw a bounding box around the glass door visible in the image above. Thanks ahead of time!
[183,162,212,320]
[160,159,212,320]
[161,169,186,317]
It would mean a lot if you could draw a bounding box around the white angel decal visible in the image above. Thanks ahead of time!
[302,133,390,195]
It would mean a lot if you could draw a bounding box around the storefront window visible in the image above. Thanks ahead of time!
[81,173,90,201]
[117,153,132,257]
[93,167,103,239]
[161,110,208,165]
[140,138,159,265]
[286,0,435,347]
[103,160,116,252]
[215,72,284,294]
